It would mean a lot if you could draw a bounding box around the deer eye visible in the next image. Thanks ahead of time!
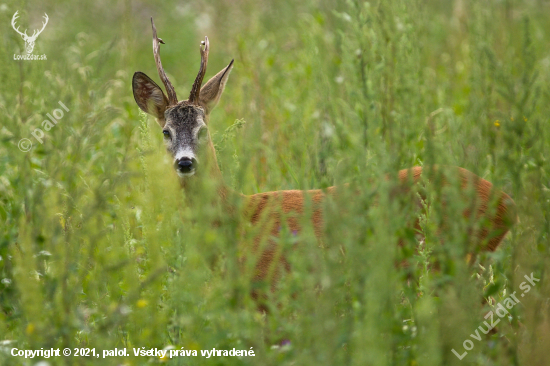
[198,128,208,141]
[162,130,171,139]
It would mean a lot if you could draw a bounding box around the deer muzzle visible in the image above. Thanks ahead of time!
[174,157,197,176]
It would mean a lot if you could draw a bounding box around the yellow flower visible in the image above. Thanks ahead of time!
[523,116,528,122]
[26,323,35,335]
[494,120,500,127]
[188,342,200,351]
[137,299,148,308]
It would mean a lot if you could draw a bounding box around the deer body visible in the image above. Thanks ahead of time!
[133,20,517,304]
[239,166,514,290]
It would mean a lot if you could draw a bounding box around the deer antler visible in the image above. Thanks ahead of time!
[151,17,178,106]
[188,36,209,105]
[29,13,48,40]
[11,11,28,39]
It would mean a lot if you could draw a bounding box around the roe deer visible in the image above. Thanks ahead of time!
[132,19,517,308]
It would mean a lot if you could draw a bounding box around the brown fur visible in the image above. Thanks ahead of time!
[236,166,516,299]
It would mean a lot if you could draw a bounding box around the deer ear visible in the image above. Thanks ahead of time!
[132,72,169,125]
[199,59,234,115]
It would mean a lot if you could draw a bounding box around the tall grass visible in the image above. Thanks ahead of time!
[1,0,549,364]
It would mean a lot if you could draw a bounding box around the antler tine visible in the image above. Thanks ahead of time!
[34,13,49,37]
[188,36,209,104]
[11,11,28,37]
[151,17,178,105]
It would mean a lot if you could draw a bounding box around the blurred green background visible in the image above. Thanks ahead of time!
[1,0,549,364]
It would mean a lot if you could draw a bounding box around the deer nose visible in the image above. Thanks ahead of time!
[175,158,196,174]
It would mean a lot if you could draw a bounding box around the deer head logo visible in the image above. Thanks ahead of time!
[11,11,48,54]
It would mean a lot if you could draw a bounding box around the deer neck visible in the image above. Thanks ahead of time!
[180,142,241,215]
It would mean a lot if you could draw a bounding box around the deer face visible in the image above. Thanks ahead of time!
[24,39,36,54]
[132,19,233,180]
[162,103,208,177]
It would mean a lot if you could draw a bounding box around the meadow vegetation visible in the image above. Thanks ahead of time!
[1,0,549,364]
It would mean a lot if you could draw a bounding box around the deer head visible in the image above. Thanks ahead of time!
[132,18,233,180]
[11,11,48,54]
